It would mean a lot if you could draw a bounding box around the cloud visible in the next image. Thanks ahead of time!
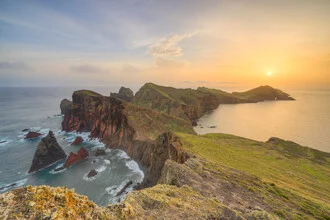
[147,33,194,70]
[0,61,31,71]
[148,33,193,58]
[70,64,107,74]
[121,64,140,74]
[154,57,188,70]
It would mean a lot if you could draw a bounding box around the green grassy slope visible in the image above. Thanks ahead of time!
[178,132,330,219]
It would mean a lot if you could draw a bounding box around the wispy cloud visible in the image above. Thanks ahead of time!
[147,33,194,69]
[70,64,107,74]
[0,61,31,71]
[148,33,193,58]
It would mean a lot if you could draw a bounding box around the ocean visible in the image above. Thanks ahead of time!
[0,86,329,206]
[0,86,144,206]
[194,89,330,153]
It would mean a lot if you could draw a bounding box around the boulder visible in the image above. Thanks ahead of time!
[95,148,106,156]
[60,98,72,115]
[28,131,67,173]
[25,131,42,139]
[87,169,98,178]
[71,136,83,145]
[64,147,89,167]
[116,180,133,196]
[110,87,134,102]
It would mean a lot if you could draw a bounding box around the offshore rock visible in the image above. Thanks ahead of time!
[95,148,106,156]
[24,131,42,139]
[110,86,134,102]
[60,98,72,115]
[71,136,83,145]
[64,147,89,167]
[28,131,66,173]
[87,169,98,178]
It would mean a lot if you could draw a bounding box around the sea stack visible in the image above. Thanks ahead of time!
[28,131,66,173]
[60,98,72,115]
[64,147,89,167]
[110,86,134,102]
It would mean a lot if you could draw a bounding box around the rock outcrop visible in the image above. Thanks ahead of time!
[25,131,42,139]
[95,148,106,156]
[60,98,72,115]
[110,86,134,102]
[64,147,89,167]
[61,90,194,187]
[71,136,83,145]
[28,131,66,173]
[87,169,98,178]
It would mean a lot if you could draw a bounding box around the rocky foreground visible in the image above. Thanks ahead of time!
[1,83,329,219]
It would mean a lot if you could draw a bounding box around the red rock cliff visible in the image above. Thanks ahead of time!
[62,90,190,187]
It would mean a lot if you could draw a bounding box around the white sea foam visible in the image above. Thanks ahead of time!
[49,163,66,174]
[115,150,130,159]
[0,178,28,193]
[83,165,107,182]
[106,179,135,203]
[0,138,10,146]
[96,165,107,173]
[91,158,99,164]
[104,159,111,165]
[125,160,144,181]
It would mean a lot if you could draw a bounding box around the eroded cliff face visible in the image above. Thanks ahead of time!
[62,90,193,187]
[62,90,136,146]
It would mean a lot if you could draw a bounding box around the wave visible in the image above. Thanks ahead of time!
[83,165,107,182]
[114,150,130,160]
[49,163,66,174]
[0,137,11,146]
[125,160,144,181]
[0,178,28,193]
[104,159,110,165]
[106,179,136,203]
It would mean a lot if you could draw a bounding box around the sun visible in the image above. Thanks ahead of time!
[267,71,272,76]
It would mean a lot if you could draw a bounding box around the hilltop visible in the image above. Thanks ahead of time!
[132,83,294,122]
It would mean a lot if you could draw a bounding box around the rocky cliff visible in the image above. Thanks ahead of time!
[28,131,66,173]
[132,83,294,122]
[60,98,72,115]
[62,89,195,186]
[110,86,134,102]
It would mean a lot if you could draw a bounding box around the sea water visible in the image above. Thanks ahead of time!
[0,86,143,206]
[194,89,330,153]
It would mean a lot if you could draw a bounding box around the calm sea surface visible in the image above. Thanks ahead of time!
[194,89,330,153]
[1,87,329,205]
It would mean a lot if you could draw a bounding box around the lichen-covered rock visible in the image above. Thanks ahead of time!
[64,147,88,167]
[110,87,134,102]
[107,184,244,220]
[28,131,66,173]
[0,185,113,219]
[60,98,72,115]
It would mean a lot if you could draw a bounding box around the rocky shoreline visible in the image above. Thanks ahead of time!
[2,83,329,219]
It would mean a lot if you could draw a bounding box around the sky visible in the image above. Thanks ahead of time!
[0,0,329,89]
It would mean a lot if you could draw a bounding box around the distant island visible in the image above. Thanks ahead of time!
[1,83,329,219]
